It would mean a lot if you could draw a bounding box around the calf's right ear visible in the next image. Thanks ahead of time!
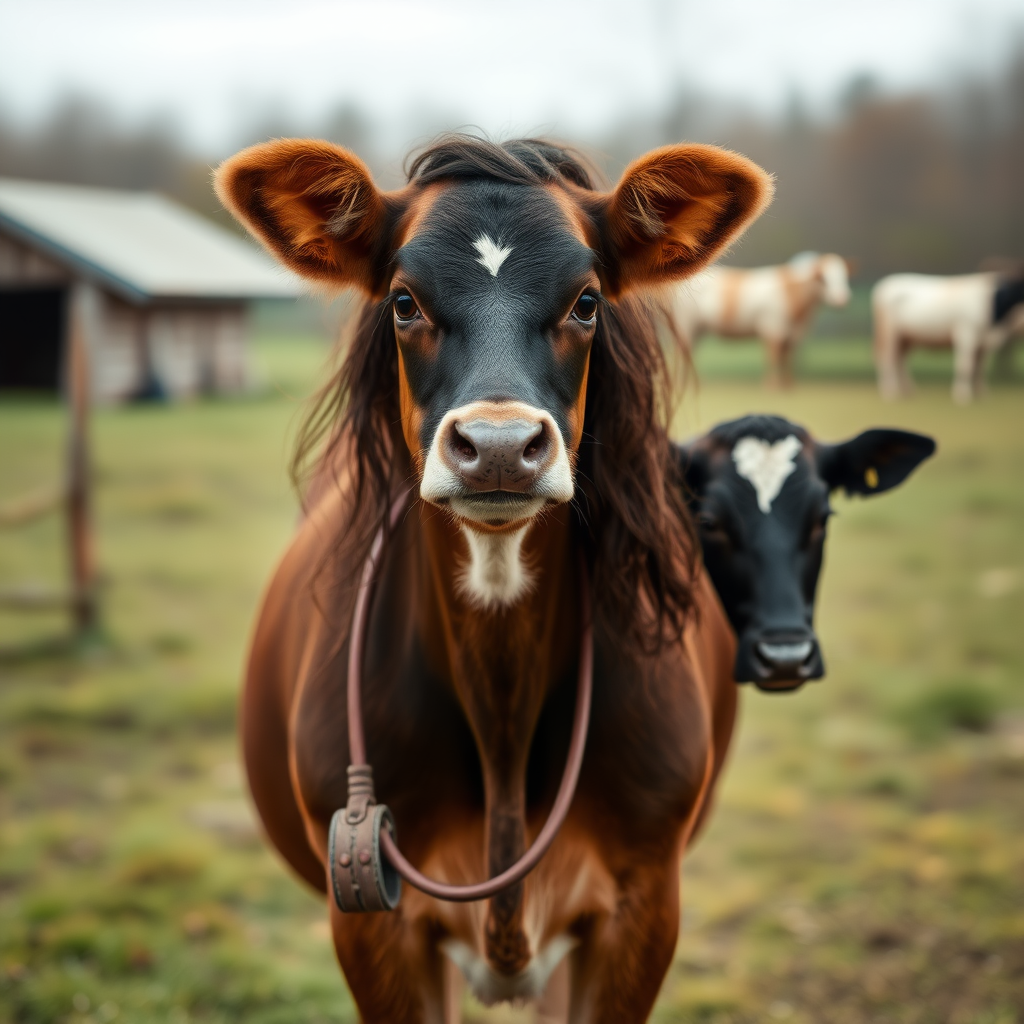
[214,139,402,297]
[816,429,936,497]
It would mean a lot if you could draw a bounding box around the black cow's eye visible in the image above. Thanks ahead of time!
[394,293,419,321]
[698,511,723,532]
[698,510,732,548]
[571,293,599,323]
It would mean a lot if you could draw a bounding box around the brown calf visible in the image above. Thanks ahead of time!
[216,135,772,1023]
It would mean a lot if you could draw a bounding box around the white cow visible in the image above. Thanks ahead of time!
[670,252,852,387]
[872,273,1024,403]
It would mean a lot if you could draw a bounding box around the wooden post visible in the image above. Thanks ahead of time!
[66,283,98,633]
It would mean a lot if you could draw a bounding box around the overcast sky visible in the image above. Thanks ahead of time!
[1,0,1022,154]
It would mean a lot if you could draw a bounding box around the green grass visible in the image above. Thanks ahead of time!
[666,377,1024,1024]
[691,334,1024,385]
[1,336,1023,1024]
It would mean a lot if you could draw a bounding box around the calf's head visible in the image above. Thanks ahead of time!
[216,137,772,608]
[679,416,934,691]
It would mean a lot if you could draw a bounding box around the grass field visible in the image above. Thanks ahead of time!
[1,336,1022,1024]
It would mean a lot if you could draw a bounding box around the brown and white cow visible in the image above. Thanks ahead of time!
[670,252,852,387]
[872,271,1024,402]
[216,134,772,1024]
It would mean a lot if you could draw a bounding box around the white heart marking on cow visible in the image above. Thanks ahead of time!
[732,435,803,513]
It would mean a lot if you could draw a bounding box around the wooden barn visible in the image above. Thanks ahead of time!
[0,178,299,402]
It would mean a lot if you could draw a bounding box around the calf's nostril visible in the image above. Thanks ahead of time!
[450,423,478,462]
[522,423,547,461]
[756,640,814,667]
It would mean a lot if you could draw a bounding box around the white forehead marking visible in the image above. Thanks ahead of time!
[732,435,803,514]
[473,234,513,277]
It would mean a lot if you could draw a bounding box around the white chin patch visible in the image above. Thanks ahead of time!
[732,434,802,513]
[457,524,534,609]
[441,935,576,1006]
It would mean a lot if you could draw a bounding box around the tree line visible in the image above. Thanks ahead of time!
[2,42,1022,280]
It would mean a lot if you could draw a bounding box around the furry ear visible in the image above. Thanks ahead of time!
[816,429,936,497]
[214,139,400,296]
[593,144,774,297]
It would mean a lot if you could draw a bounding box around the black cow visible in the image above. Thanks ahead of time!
[676,415,935,691]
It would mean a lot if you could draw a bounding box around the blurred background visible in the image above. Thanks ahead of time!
[1,2,1023,1022]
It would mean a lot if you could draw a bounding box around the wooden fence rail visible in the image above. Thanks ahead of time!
[0,484,66,530]
[0,585,75,612]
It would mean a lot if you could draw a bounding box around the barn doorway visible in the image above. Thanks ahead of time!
[0,287,67,391]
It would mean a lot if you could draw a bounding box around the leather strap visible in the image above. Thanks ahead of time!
[343,489,593,904]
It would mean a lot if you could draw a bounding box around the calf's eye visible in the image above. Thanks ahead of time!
[698,511,725,534]
[571,293,598,323]
[394,294,420,321]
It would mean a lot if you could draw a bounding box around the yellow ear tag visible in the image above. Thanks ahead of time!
[865,467,879,489]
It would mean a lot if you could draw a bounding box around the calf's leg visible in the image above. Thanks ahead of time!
[763,336,786,389]
[951,324,980,403]
[896,337,915,396]
[873,314,908,399]
[332,907,447,1024]
[780,338,797,388]
[991,334,1020,382]
[567,859,681,1024]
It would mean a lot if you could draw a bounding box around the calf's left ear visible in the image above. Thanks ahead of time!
[593,144,774,296]
[816,429,936,497]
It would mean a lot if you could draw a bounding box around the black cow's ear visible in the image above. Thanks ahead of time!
[816,429,936,497]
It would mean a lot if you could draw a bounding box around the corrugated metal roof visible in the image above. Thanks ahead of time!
[0,177,302,304]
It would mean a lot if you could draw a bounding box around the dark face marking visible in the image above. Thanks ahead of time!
[681,415,935,692]
[393,179,597,491]
[392,179,601,553]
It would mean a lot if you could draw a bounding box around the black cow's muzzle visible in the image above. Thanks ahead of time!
[734,628,824,692]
